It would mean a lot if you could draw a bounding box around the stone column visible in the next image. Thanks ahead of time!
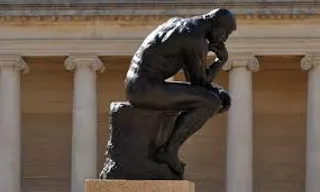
[0,56,28,192]
[223,54,259,192]
[301,54,320,192]
[65,55,104,192]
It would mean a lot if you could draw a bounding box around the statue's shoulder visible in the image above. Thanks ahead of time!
[153,17,184,33]
[166,17,183,23]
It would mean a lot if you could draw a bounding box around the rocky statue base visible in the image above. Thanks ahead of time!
[85,180,195,192]
[99,102,184,180]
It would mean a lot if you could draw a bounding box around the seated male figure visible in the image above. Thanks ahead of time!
[125,8,237,177]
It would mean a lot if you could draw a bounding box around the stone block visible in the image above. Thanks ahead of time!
[99,102,182,180]
[85,179,195,192]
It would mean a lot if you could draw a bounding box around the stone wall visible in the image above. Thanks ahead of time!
[253,56,307,192]
[21,57,73,192]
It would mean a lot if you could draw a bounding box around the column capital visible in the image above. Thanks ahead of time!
[0,55,29,73]
[222,54,259,72]
[301,54,320,71]
[65,55,105,72]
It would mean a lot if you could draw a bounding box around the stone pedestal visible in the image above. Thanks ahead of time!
[85,180,195,192]
[100,102,182,180]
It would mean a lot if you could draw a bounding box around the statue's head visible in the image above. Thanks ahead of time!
[202,8,237,44]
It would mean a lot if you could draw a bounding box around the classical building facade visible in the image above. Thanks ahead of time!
[0,1,319,192]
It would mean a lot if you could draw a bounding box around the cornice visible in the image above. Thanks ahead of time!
[0,1,318,9]
[0,14,317,27]
[0,1,318,25]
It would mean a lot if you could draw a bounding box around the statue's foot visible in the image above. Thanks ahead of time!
[155,146,185,177]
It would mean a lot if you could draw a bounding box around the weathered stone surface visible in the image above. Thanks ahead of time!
[99,102,182,180]
[85,179,195,192]
[0,0,316,18]
[0,0,278,4]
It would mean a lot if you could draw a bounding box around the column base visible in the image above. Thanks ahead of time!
[85,179,195,192]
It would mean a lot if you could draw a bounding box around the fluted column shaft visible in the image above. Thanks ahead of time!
[223,54,259,192]
[0,56,28,192]
[301,54,320,192]
[65,55,104,192]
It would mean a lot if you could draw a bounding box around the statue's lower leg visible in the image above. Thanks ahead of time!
[155,107,217,177]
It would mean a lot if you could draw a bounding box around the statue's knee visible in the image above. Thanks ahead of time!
[206,94,222,114]
[197,105,218,118]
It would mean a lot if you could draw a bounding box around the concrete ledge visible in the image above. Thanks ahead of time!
[85,179,195,192]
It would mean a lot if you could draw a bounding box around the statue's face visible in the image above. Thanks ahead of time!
[212,27,232,44]
[207,15,236,45]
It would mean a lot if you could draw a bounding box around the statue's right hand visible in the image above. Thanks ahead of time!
[205,83,220,94]
[209,43,228,63]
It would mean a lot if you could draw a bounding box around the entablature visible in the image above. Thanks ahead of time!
[0,0,318,25]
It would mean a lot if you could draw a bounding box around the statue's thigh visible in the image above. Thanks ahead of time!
[151,83,221,110]
[128,82,220,110]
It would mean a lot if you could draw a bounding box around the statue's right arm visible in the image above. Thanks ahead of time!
[206,59,225,82]
[183,51,211,88]
[206,43,229,82]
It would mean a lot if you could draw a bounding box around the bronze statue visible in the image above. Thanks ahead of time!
[100,8,236,180]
